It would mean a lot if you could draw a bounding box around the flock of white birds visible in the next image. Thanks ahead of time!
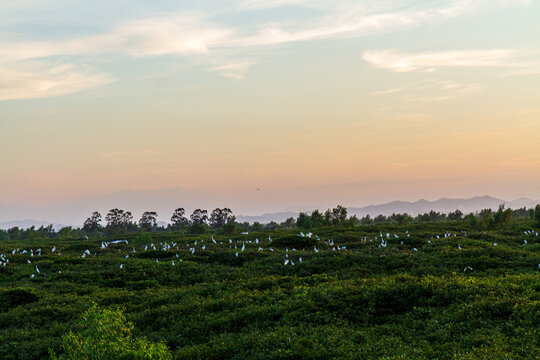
[0,229,538,279]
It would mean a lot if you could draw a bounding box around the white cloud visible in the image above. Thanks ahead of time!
[370,80,482,102]
[0,15,234,61]
[2,1,530,61]
[0,0,533,100]
[0,64,113,101]
[504,68,540,76]
[370,87,404,96]
[207,61,255,79]
[363,49,516,72]
[238,0,312,10]
[229,0,529,47]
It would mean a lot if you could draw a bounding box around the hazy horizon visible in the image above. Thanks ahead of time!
[1,189,538,227]
[2,0,539,223]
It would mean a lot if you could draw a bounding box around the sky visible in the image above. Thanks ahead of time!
[1,0,539,223]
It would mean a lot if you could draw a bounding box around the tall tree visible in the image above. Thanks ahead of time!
[83,211,102,233]
[360,214,372,225]
[209,208,235,229]
[171,208,189,230]
[332,205,348,225]
[139,211,158,231]
[324,205,347,226]
[105,209,133,233]
[448,209,463,220]
[190,209,208,225]
[282,217,296,228]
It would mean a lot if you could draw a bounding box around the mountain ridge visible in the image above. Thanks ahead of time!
[237,196,539,224]
[1,196,538,228]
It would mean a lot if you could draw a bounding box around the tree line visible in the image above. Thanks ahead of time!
[1,204,539,241]
[82,207,236,235]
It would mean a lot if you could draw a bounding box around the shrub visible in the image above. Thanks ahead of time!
[188,222,206,234]
[221,222,236,235]
[0,288,39,309]
[50,304,172,360]
[270,234,317,249]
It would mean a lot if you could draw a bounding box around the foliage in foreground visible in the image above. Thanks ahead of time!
[50,304,172,360]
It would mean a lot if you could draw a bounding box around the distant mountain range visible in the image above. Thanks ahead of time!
[236,196,539,224]
[0,219,67,231]
[1,196,538,229]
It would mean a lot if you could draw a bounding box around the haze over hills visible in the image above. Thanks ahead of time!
[236,196,539,224]
[0,219,68,231]
[1,195,537,229]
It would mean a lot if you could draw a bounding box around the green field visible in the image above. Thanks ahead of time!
[1,222,539,359]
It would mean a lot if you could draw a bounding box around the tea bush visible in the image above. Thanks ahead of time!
[0,222,538,359]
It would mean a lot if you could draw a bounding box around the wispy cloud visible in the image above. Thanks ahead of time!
[369,87,405,96]
[0,14,234,61]
[0,0,533,100]
[207,61,255,79]
[370,80,482,102]
[363,49,515,72]
[100,150,162,160]
[230,0,530,47]
[3,1,530,61]
[238,0,312,10]
[0,64,112,101]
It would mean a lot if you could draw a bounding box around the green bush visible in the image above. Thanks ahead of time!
[0,288,39,309]
[188,223,206,234]
[270,234,317,249]
[50,304,172,360]
[221,222,236,235]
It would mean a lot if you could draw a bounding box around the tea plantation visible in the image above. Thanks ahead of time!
[1,222,539,359]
